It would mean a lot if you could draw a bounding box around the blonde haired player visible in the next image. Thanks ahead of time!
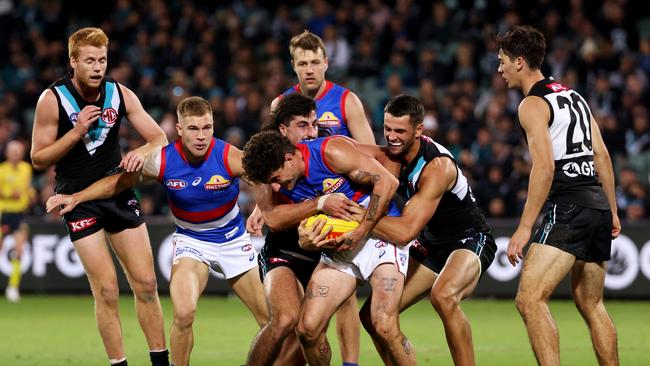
[32,27,169,366]
[0,140,34,302]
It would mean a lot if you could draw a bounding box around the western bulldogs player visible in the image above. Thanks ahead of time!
[46,97,274,366]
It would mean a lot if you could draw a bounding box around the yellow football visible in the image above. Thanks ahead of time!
[305,214,360,240]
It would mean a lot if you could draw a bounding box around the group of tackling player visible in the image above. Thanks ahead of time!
[36,25,619,366]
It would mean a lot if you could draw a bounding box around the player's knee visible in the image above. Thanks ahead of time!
[174,306,196,329]
[430,287,460,314]
[271,312,300,337]
[93,283,120,308]
[132,276,158,301]
[515,292,538,316]
[574,296,602,319]
[368,311,399,340]
[296,317,320,345]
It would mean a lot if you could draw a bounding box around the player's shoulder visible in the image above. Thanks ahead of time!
[36,88,57,106]
[519,94,548,111]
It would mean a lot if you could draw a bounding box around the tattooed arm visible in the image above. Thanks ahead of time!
[323,136,399,250]
[372,156,457,245]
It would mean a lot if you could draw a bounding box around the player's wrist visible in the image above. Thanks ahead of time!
[317,194,331,211]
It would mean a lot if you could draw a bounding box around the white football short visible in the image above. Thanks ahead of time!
[171,232,258,279]
[320,237,410,281]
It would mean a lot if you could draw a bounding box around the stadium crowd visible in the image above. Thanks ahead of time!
[0,0,649,220]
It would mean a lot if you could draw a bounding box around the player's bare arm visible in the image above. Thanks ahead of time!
[324,137,399,250]
[45,147,160,215]
[344,91,375,144]
[591,116,621,238]
[119,84,168,172]
[269,96,281,114]
[253,183,358,231]
[31,90,102,170]
[507,96,554,266]
[372,157,457,245]
[245,205,265,235]
[226,144,247,179]
[355,142,401,176]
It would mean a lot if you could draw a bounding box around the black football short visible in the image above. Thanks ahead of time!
[1,213,25,235]
[61,188,145,242]
[258,229,320,289]
[532,202,612,262]
[410,229,497,276]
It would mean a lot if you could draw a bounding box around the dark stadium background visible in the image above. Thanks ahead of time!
[0,0,649,297]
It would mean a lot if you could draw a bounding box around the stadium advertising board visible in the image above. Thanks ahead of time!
[1,220,649,298]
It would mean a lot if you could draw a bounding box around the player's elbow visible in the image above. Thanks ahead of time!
[263,215,291,232]
[30,154,50,171]
[383,175,399,195]
[152,131,168,146]
[393,228,417,246]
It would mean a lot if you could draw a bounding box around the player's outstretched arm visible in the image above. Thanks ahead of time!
[31,90,101,170]
[591,116,621,238]
[507,97,554,266]
[345,91,375,144]
[46,147,161,215]
[46,171,139,215]
[372,157,456,246]
[119,84,168,172]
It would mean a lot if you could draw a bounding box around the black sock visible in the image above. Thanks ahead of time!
[111,360,127,366]
[150,349,170,366]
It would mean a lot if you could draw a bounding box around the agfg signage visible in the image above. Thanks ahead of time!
[1,221,649,297]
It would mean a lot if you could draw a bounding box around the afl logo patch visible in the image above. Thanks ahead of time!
[69,112,78,123]
[166,179,188,190]
[102,107,118,125]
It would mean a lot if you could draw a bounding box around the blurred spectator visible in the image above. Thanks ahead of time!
[0,1,647,220]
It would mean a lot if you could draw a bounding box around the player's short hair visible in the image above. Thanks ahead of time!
[496,25,546,70]
[177,96,212,122]
[242,130,296,184]
[384,95,425,127]
[68,27,109,58]
[265,93,317,131]
[289,30,327,59]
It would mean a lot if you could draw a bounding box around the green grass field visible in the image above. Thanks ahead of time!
[0,295,648,365]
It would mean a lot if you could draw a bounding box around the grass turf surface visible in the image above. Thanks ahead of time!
[0,295,648,365]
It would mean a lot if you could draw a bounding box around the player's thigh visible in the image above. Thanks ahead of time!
[107,223,156,280]
[229,266,269,324]
[434,249,481,300]
[301,263,358,332]
[73,230,119,286]
[400,258,437,312]
[518,243,575,300]
[170,258,210,313]
[571,260,606,306]
[264,266,304,318]
[369,263,405,317]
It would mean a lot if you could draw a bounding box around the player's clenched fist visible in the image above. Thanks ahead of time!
[72,105,102,137]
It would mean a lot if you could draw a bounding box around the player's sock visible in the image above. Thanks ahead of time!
[109,357,127,366]
[8,257,21,288]
[150,349,169,366]
[342,363,359,366]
